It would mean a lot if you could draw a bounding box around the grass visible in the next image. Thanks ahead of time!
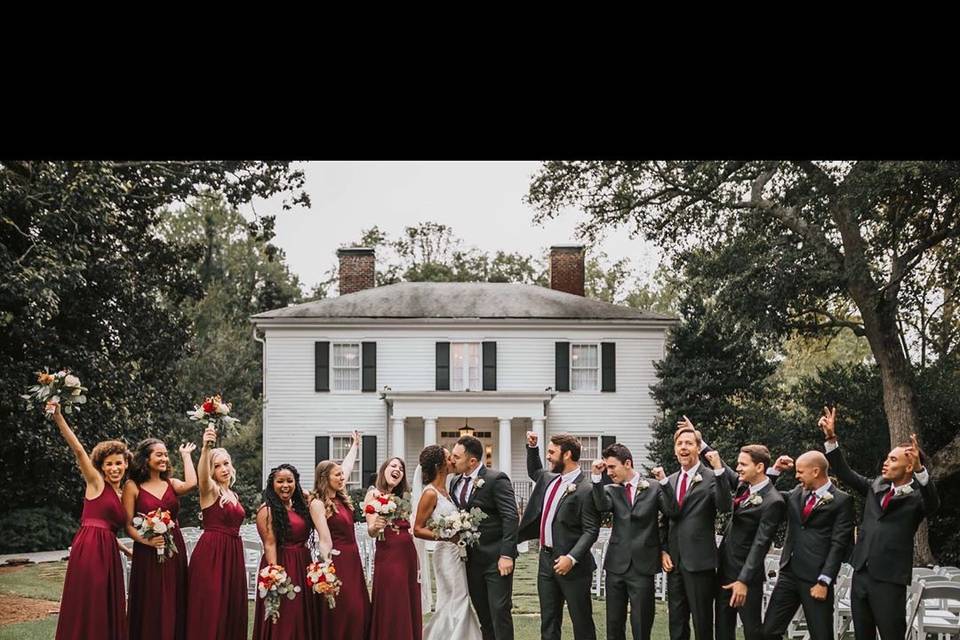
[0,553,678,640]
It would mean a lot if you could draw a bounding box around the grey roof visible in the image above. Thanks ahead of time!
[251,282,676,322]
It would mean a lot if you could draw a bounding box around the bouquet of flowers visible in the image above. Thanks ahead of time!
[364,491,412,540]
[257,564,301,624]
[21,369,88,420]
[428,507,488,560]
[187,394,241,438]
[131,509,178,563]
[306,558,343,609]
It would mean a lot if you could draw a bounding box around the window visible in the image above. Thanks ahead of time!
[332,343,360,391]
[330,435,361,488]
[578,435,601,475]
[451,342,481,391]
[570,344,599,391]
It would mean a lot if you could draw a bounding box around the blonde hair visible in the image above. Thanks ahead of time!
[210,448,238,506]
[311,460,353,518]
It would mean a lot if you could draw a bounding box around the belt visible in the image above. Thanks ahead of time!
[202,526,239,538]
[80,518,116,531]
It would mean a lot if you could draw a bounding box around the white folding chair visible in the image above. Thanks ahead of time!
[907,582,960,639]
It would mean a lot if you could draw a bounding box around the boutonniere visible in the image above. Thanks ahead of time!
[692,473,703,485]
[475,478,485,489]
[565,484,577,494]
[897,485,914,496]
[818,492,834,505]
[746,493,763,507]
[638,479,650,491]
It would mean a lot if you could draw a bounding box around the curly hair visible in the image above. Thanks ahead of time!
[310,460,353,518]
[419,445,448,484]
[91,440,131,475]
[128,438,171,484]
[373,457,410,497]
[262,464,310,547]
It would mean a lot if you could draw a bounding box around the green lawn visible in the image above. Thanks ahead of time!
[0,554,676,640]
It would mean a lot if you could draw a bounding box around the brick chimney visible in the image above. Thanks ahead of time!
[550,245,585,296]
[337,247,376,295]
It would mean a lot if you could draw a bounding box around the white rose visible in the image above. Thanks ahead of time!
[216,402,229,415]
[153,522,168,534]
[64,374,80,388]
[71,388,82,396]
[132,516,143,527]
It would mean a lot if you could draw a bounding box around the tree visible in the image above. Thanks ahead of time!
[528,161,960,477]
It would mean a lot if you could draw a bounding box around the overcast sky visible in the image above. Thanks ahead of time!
[244,161,661,292]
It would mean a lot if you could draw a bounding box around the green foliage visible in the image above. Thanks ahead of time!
[0,507,76,554]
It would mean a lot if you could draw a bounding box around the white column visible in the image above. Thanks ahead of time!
[423,417,437,448]
[391,416,405,460]
[498,417,512,473]
[532,416,546,464]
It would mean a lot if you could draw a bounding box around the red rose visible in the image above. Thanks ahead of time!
[364,504,376,514]
[202,400,215,413]
[377,496,389,505]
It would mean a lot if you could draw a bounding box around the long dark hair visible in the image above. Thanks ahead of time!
[420,445,448,484]
[374,457,409,497]
[129,438,171,484]
[262,464,310,547]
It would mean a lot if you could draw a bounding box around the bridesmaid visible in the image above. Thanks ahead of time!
[366,457,421,640]
[314,431,371,640]
[252,464,316,640]
[123,437,197,640]
[185,426,247,640]
[51,403,131,640]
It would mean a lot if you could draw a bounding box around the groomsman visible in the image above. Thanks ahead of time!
[518,431,599,640]
[591,442,675,640]
[657,426,732,640]
[818,406,939,640]
[763,449,853,640]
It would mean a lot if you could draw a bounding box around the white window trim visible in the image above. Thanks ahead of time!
[330,342,362,394]
[330,433,362,489]
[449,341,482,392]
[569,342,601,393]
[577,434,603,474]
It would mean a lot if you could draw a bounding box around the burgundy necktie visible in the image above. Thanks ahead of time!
[734,490,750,509]
[802,492,817,520]
[881,487,895,510]
[625,482,634,506]
[540,478,563,546]
[459,477,470,505]
[677,473,689,507]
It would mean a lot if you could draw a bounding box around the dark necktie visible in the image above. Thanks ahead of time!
[881,487,895,510]
[802,492,817,519]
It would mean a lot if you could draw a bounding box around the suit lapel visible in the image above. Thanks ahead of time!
[466,466,487,508]
[553,470,583,512]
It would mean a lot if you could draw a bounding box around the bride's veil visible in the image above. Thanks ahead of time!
[411,464,434,612]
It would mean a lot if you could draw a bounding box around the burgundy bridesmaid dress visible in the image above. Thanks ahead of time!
[185,498,247,640]
[127,481,188,640]
[252,507,318,640]
[368,517,422,640]
[320,497,371,640]
[55,486,128,640]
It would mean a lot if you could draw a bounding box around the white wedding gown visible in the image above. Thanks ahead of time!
[422,485,483,640]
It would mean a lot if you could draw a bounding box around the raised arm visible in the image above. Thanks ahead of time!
[705,451,732,514]
[308,498,333,560]
[256,505,279,566]
[51,403,102,494]
[591,459,614,513]
[339,430,361,480]
[171,442,198,496]
[819,406,871,496]
[526,432,546,482]
[905,434,940,517]
[197,427,217,507]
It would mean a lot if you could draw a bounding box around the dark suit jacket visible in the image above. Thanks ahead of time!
[593,473,675,575]
[779,482,854,584]
[452,465,519,567]
[826,445,939,585]
[659,463,733,572]
[517,446,599,569]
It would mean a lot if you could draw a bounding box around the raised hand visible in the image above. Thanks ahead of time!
[705,450,723,470]
[351,430,361,448]
[592,459,606,476]
[202,426,217,448]
[773,455,794,473]
[651,466,666,481]
[179,442,197,457]
[818,406,837,441]
[527,431,539,448]
[903,433,924,471]
[676,415,695,431]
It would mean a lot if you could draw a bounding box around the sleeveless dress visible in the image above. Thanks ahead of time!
[127,481,188,640]
[252,507,318,640]
[185,497,248,640]
[368,502,422,640]
[423,486,482,640]
[55,486,128,640]
[319,497,371,640]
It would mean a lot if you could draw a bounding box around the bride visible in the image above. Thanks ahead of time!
[412,445,482,640]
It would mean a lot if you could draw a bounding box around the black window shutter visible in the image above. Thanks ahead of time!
[600,435,617,485]
[601,342,616,392]
[315,435,330,467]
[436,342,450,391]
[362,435,377,488]
[482,341,497,391]
[361,342,377,392]
[315,341,330,392]
[555,342,570,392]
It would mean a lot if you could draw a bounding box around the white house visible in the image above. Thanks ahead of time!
[251,246,676,505]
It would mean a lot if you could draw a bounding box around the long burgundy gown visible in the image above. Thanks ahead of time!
[368,517,422,640]
[127,481,188,640]
[320,497,371,640]
[252,506,318,640]
[55,486,128,640]
[185,497,247,640]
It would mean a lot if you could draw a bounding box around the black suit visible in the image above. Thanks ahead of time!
[660,464,732,640]
[826,444,939,640]
[762,482,854,640]
[452,465,519,640]
[593,472,675,640]
[517,446,599,640]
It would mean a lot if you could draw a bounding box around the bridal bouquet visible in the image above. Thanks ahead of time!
[428,507,488,560]
[364,491,412,540]
[132,509,178,563]
[21,369,88,420]
[257,564,301,624]
[187,394,241,438]
[306,558,342,609]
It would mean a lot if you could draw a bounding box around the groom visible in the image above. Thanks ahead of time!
[451,435,519,640]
